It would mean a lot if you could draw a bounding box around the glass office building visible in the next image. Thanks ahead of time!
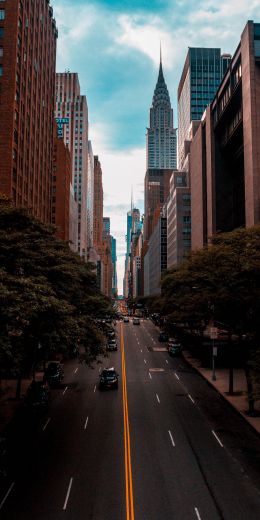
[178,48,231,169]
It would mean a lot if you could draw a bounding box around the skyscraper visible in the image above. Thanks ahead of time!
[0,0,58,222]
[178,47,231,170]
[144,55,176,241]
[146,53,177,170]
[55,73,89,257]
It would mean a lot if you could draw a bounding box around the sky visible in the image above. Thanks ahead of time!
[53,0,260,293]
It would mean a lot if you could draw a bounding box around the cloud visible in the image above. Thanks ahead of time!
[116,14,176,69]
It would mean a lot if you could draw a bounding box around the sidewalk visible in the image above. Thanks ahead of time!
[183,350,260,435]
[0,373,44,434]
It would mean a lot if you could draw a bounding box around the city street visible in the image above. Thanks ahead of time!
[0,320,260,520]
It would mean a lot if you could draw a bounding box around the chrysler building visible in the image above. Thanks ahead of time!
[146,53,177,169]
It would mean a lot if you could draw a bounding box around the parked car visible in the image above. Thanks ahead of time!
[106,339,118,351]
[25,380,50,409]
[133,317,140,325]
[99,368,119,390]
[44,361,64,387]
[158,331,169,342]
[168,340,182,356]
[123,317,129,323]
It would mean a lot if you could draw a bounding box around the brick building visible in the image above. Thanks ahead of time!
[144,168,173,241]
[0,0,58,222]
[93,155,103,253]
[52,132,71,243]
[190,21,260,250]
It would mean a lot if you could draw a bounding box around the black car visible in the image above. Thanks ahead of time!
[99,368,119,390]
[44,361,64,387]
[106,339,118,351]
[25,380,50,409]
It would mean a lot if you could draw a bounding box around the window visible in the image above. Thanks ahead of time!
[0,10,5,20]
[0,46,3,57]
[0,28,3,37]
[0,64,2,76]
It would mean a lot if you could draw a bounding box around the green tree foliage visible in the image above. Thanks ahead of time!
[0,196,112,377]
[161,226,260,413]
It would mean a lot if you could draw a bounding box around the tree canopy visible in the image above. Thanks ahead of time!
[0,196,112,377]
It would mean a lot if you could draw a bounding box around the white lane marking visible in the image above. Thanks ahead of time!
[140,349,143,353]
[63,478,73,510]
[63,386,68,395]
[165,359,169,364]
[168,430,175,447]
[188,394,195,404]
[99,367,101,373]
[195,507,202,520]
[212,430,224,448]
[149,372,152,380]
[0,482,15,511]
[144,359,147,364]
[84,417,89,430]
[94,385,96,393]
[74,367,78,374]
[156,394,160,404]
[43,418,51,431]
[174,372,180,381]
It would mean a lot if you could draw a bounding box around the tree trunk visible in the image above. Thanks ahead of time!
[244,365,255,416]
[15,376,22,400]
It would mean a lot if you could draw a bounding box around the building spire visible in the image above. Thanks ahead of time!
[131,185,133,212]
[158,42,164,83]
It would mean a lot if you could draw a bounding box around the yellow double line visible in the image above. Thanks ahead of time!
[121,323,135,520]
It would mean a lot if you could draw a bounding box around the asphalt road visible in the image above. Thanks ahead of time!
[0,319,260,519]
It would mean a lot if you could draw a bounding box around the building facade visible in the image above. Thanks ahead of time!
[52,133,71,242]
[190,21,260,250]
[93,155,103,253]
[144,168,173,240]
[0,0,58,222]
[144,217,167,296]
[87,141,94,254]
[167,171,191,268]
[178,47,231,170]
[55,72,89,257]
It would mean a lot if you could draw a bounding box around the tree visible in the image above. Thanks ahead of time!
[161,226,260,414]
[0,196,112,393]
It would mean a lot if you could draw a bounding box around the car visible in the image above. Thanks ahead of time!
[168,341,182,356]
[123,317,129,323]
[106,339,118,351]
[44,361,64,387]
[158,331,169,342]
[107,330,116,339]
[99,368,119,390]
[25,380,50,409]
[133,317,140,325]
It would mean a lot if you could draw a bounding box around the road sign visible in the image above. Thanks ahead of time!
[213,346,218,356]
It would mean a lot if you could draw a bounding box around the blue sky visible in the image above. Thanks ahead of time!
[54,0,260,292]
